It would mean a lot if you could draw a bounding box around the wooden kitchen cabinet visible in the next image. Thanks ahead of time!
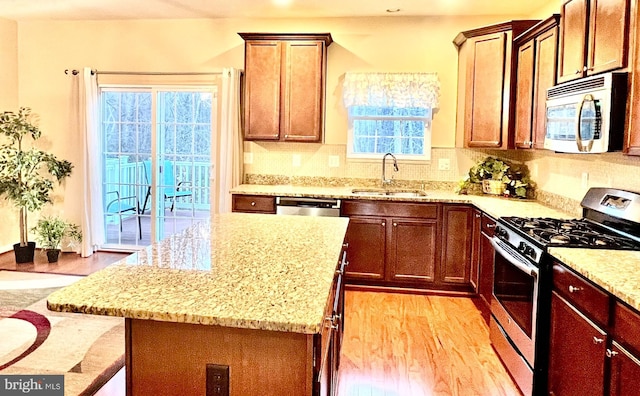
[548,290,608,396]
[440,205,473,286]
[548,261,640,395]
[239,33,332,142]
[231,194,276,213]
[624,0,640,155]
[454,20,539,149]
[557,0,630,83]
[514,15,560,149]
[472,212,496,325]
[342,200,443,290]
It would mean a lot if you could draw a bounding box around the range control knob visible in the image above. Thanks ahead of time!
[518,242,535,260]
[495,226,508,240]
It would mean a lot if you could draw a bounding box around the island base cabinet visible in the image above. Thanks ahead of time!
[125,318,316,396]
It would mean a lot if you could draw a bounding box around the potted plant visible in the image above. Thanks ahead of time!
[0,107,74,263]
[31,216,82,263]
[456,156,534,198]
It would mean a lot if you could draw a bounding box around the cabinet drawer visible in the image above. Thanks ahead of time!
[232,195,276,213]
[552,263,610,327]
[341,200,439,219]
[481,213,496,236]
[614,301,640,355]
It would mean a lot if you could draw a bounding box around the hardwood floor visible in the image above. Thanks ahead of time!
[4,253,520,395]
[338,291,521,396]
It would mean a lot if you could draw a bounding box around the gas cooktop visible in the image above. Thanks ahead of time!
[500,216,640,250]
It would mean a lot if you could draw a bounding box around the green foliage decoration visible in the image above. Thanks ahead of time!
[0,107,74,246]
[455,156,534,199]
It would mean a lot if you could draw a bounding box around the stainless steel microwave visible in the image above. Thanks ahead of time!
[545,72,627,153]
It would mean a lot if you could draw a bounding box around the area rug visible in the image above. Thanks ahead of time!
[0,271,125,395]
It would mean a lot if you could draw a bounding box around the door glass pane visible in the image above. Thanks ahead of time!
[101,88,214,249]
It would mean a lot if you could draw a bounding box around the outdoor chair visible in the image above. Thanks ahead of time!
[140,160,194,214]
[105,191,142,238]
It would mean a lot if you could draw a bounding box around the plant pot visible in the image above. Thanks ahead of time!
[13,242,36,263]
[482,179,506,195]
[46,249,61,263]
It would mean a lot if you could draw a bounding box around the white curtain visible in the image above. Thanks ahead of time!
[342,72,440,108]
[78,67,105,256]
[217,68,243,213]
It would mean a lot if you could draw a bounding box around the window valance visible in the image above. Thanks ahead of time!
[342,72,440,109]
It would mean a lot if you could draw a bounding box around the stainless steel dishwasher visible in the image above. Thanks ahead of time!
[275,197,341,217]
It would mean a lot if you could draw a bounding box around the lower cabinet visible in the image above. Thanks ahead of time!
[471,212,496,324]
[231,194,276,213]
[548,261,640,396]
[342,200,474,292]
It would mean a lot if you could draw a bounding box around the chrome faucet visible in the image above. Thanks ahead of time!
[382,152,399,186]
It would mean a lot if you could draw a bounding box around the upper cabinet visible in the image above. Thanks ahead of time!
[557,0,630,83]
[454,21,540,149]
[239,33,332,142]
[514,16,561,150]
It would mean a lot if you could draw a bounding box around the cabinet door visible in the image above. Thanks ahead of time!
[465,32,509,148]
[282,41,324,142]
[548,291,607,396]
[439,206,473,285]
[387,218,438,284]
[478,230,495,325]
[514,38,535,149]
[244,41,282,140]
[587,0,629,76]
[608,341,640,396]
[532,25,559,149]
[344,216,386,282]
[469,209,482,293]
[558,0,588,83]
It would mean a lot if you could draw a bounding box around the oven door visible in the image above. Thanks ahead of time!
[490,237,539,367]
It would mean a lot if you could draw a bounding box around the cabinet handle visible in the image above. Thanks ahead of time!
[487,224,495,229]
[593,336,604,344]
[381,222,386,227]
[336,268,344,275]
[342,242,349,248]
[568,285,583,293]
[251,201,256,206]
[606,349,619,358]
[393,222,397,227]
[475,213,481,218]
[575,69,582,74]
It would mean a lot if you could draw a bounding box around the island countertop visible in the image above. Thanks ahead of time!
[47,213,350,334]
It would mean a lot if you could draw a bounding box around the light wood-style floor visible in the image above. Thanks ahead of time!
[3,253,521,396]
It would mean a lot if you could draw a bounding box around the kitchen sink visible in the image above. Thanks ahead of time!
[351,188,427,197]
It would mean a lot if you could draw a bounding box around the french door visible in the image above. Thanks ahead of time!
[101,86,217,249]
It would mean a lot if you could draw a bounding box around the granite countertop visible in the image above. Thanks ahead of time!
[231,184,640,311]
[548,248,640,311]
[230,184,575,220]
[47,213,350,334]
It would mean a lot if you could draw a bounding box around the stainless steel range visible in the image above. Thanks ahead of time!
[489,188,640,396]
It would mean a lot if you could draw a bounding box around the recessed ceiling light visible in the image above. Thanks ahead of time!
[273,0,293,7]
[386,8,401,13]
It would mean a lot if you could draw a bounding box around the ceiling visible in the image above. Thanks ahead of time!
[0,0,550,21]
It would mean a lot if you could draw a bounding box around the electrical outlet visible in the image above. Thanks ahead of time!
[438,158,451,171]
[581,172,589,189]
[206,364,229,396]
[292,154,301,167]
[328,155,340,168]
[243,152,253,164]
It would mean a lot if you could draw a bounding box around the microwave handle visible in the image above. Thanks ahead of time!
[576,94,595,153]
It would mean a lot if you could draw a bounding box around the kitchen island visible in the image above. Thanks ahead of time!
[47,213,350,396]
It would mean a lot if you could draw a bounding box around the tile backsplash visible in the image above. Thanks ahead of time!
[243,141,640,214]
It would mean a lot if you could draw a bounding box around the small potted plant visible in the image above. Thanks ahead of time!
[0,107,73,263]
[456,157,534,198]
[31,216,82,263]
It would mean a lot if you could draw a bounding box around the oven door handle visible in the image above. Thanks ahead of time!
[490,237,539,278]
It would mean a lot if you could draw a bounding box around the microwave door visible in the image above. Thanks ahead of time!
[576,94,598,152]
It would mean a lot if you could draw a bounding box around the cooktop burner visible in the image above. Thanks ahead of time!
[501,216,640,250]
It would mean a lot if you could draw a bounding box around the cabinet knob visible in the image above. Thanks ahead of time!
[381,222,386,227]
[593,336,604,344]
[575,69,582,74]
[475,213,481,218]
[342,242,349,248]
[251,201,256,206]
[487,224,495,229]
[606,349,619,358]
[568,285,583,293]
[393,222,397,227]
